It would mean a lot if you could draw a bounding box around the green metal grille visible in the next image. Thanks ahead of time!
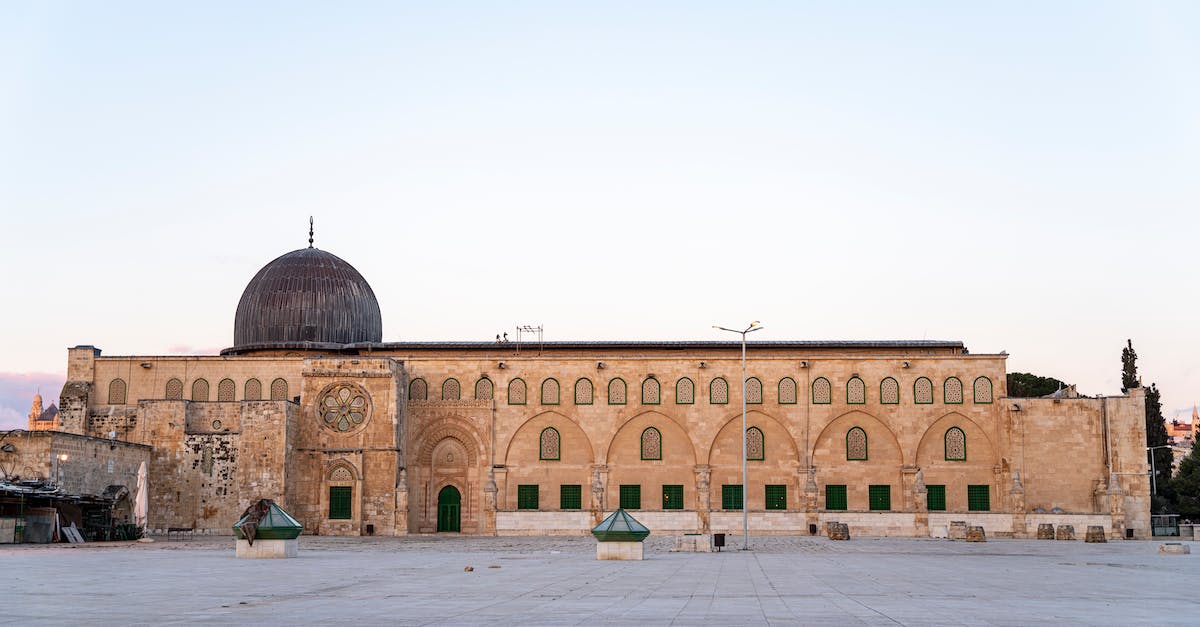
[329,486,352,520]
[967,485,990,511]
[825,485,847,510]
[722,484,743,510]
[662,484,683,510]
[926,485,946,511]
[560,484,582,510]
[869,485,891,511]
[517,484,539,510]
[619,484,641,510]
[765,484,787,510]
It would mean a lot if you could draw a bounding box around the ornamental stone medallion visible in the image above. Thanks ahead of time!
[319,382,372,433]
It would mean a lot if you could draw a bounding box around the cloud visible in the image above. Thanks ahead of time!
[0,372,66,430]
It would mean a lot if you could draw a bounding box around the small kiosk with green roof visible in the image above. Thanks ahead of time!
[591,508,650,560]
[233,499,303,558]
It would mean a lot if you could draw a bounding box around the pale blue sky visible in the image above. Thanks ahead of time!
[1,2,1197,428]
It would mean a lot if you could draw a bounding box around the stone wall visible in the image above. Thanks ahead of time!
[0,430,150,497]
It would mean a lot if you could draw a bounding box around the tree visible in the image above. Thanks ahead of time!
[1006,372,1068,398]
[1121,338,1138,393]
[1170,444,1200,521]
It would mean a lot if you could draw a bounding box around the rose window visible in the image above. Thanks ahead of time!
[320,384,371,432]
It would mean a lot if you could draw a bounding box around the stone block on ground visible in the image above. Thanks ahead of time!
[965,526,986,542]
[828,523,850,541]
[948,521,968,540]
[673,534,712,552]
[1055,525,1075,541]
[824,521,840,536]
[1037,523,1055,539]
[1158,543,1190,555]
[1085,526,1106,543]
[235,538,297,559]
[596,541,644,560]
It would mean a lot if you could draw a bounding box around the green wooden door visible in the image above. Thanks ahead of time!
[437,485,461,532]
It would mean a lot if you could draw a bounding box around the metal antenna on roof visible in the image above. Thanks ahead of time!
[308,216,314,248]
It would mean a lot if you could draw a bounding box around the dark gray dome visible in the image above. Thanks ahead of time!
[232,248,382,348]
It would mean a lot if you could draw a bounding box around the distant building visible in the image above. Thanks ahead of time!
[1167,406,1198,471]
[26,392,59,431]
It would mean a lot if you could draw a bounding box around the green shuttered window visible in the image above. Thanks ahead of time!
[869,485,891,511]
[662,485,684,510]
[927,485,946,511]
[517,484,539,510]
[968,485,990,511]
[619,484,641,510]
[825,485,847,510]
[722,484,743,510]
[329,486,352,519]
[560,484,581,510]
[765,485,787,510]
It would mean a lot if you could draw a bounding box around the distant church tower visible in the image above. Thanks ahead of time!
[27,391,60,431]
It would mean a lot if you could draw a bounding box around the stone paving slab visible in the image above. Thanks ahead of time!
[3,535,1199,625]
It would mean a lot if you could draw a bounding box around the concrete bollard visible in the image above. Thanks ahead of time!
[828,523,850,541]
[1085,526,1106,543]
[965,526,986,542]
[948,521,968,540]
[1055,525,1075,541]
[1037,523,1055,539]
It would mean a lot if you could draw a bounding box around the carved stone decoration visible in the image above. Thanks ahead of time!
[318,382,372,433]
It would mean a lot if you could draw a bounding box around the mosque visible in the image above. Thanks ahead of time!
[38,235,1152,539]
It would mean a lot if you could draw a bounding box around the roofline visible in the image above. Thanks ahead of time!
[221,339,969,355]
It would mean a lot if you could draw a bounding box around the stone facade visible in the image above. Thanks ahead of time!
[0,430,150,497]
[48,339,1151,539]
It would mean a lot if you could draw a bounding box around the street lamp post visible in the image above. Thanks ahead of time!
[713,321,763,550]
[55,453,69,489]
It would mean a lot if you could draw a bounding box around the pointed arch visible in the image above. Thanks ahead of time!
[811,410,905,467]
[501,410,596,467]
[704,409,801,467]
[107,379,127,405]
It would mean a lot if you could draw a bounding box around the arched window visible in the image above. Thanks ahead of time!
[192,379,210,402]
[642,377,660,405]
[539,427,561,461]
[165,378,183,400]
[812,377,832,404]
[409,378,428,401]
[442,378,461,401]
[270,378,289,401]
[746,426,765,461]
[640,427,662,461]
[217,378,236,402]
[944,377,963,404]
[108,379,126,405]
[608,378,627,405]
[945,427,967,461]
[676,378,695,404]
[541,378,560,405]
[508,378,527,405]
[778,377,797,404]
[846,427,868,461]
[745,377,763,404]
[710,378,729,404]
[244,378,262,401]
[973,376,993,404]
[474,377,493,401]
[914,377,933,404]
[574,378,593,405]
[880,377,899,404]
[846,377,866,404]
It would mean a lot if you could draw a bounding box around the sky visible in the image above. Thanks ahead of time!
[1,1,1197,429]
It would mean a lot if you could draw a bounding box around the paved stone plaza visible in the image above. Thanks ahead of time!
[4,535,1198,625]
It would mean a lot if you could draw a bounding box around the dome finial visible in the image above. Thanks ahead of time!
[308,216,314,248]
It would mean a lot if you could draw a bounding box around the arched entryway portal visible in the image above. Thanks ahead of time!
[437,485,461,532]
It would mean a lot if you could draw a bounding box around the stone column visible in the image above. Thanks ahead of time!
[694,465,711,532]
[590,465,607,525]
[394,468,409,535]
[1107,472,1125,540]
[803,467,819,534]
[912,468,929,537]
[1009,470,1027,538]
[482,468,497,535]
